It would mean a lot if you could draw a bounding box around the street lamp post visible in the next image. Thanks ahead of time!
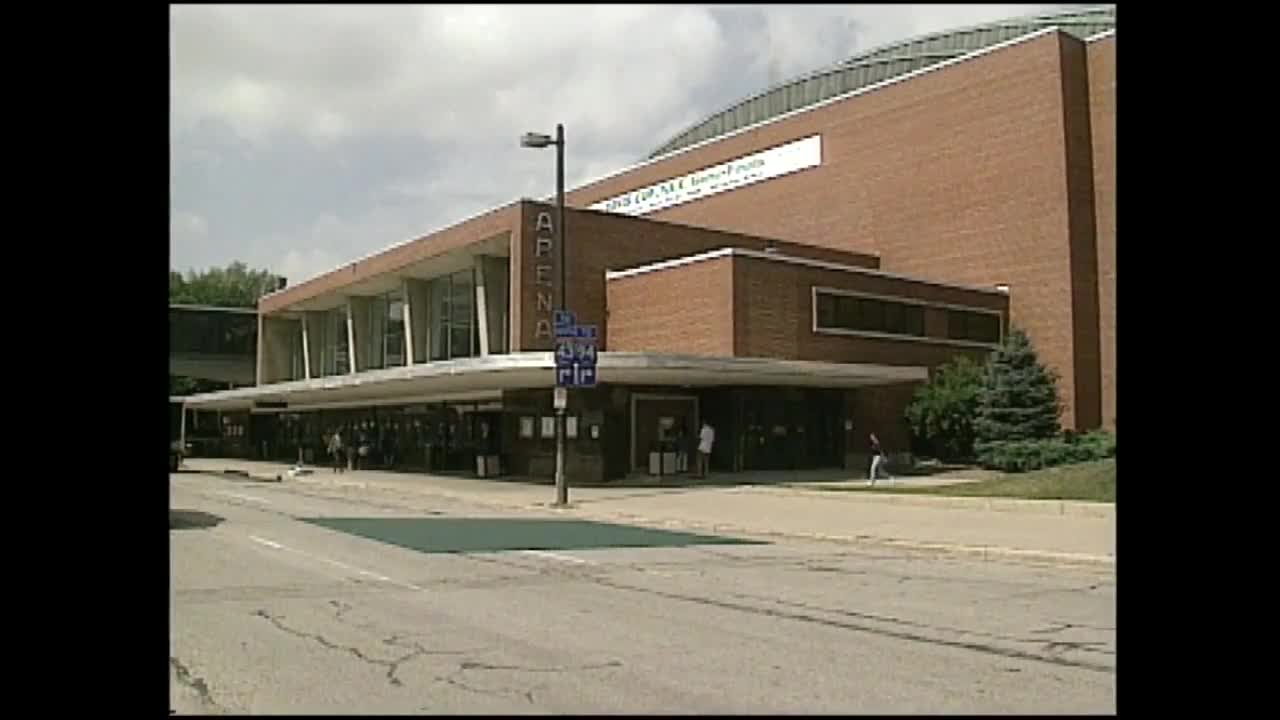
[521,124,569,506]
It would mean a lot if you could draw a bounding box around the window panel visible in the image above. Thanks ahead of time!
[947,309,1001,344]
[332,309,349,375]
[813,290,931,339]
[385,294,405,367]
[815,294,836,328]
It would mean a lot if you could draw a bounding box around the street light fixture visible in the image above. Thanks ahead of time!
[521,123,568,507]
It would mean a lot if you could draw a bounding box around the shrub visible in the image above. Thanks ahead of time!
[904,356,985,461]
[976,430,1116,472]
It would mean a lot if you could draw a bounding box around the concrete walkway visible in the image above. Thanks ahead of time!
[181,457,1115,568]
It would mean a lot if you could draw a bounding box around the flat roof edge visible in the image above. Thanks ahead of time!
[606,247,1008,297]
[257,200,523,306]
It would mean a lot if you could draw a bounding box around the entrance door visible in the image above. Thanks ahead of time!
[631,395,698,473]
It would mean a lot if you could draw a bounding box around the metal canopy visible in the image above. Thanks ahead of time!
[178,352,927,412]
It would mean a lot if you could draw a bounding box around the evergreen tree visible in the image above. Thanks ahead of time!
[974,329,1061,443]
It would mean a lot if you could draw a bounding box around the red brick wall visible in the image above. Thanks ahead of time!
[1088,35,1116,430]
[605,256,735,356]
[733,254,1005,368]
[605,252,1005,368]
[564,31,1097,429]
[517,202,879,350]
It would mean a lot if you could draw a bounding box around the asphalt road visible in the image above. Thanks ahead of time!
[170,472,1116,714]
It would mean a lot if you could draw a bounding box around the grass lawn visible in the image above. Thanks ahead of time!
[821,459,1116,503]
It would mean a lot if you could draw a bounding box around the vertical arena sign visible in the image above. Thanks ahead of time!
[589,135,822,217]
[532,210,555,340]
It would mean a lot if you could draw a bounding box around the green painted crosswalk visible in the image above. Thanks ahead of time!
[301,517,764,554]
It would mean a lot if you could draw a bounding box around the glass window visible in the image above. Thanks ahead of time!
[884,302,905,334]
[905,306,925,337]
[366,298,387,370]
[815,294,836,328]
[814,290,927,339]
[291,325,304,380]
[333,309,349,375]
[424,269,479,361]
[450,269,474,359]
[385,292,405,367]
[947,310,1001,344]
[430,276,450,361]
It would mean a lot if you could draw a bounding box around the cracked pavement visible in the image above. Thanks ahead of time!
[170,472,1114,714]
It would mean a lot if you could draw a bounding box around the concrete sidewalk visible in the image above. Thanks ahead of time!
[181,458,1115,568]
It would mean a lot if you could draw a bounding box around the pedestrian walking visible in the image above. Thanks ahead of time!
[869,432,893,485]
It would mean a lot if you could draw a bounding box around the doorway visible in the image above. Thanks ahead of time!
[630,394,699,473]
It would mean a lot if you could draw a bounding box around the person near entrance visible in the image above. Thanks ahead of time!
[674,423,690,474]
[869,432,892,485]
[697,421,715,479]
[327,428,344,474]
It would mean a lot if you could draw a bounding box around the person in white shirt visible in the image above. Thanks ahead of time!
[697,421,715,479]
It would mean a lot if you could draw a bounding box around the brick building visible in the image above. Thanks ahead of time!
[182,7,1115,482]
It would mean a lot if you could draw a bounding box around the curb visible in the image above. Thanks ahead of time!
[193,466,1113,569]
[751,485,1114,518]
[587,510,1115,569]
[220,469,281,483]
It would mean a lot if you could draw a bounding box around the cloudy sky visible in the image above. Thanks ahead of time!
[170,3,1085,285]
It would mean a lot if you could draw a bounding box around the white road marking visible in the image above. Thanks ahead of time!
[215,491,272,504]
[248,535,424,591]
[520,550,592,565]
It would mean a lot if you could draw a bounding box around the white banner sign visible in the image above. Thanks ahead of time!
[589,135,822,217]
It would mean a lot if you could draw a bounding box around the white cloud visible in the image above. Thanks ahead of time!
[170,4,1096,280]
[170,210,209,254]
[170,4,729,149]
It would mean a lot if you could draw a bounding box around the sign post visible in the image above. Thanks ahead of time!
[553,312,597,506]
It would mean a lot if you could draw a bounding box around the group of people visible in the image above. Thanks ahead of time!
[324,426,400,473]
[676,421,891,483]
[675,420,896,481]
[322,417,890,482]
[668,421,720,479]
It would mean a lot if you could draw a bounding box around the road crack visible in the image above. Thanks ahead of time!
[433,674,536,705]
[1031,621,1115,634]
[723,590,1113,658]
[588,578,1114,674]
[459,659,623,673]
[170,656,225,712]
[254,609,468,687]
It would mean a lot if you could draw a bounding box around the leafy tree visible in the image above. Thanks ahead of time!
[169,261,283,308]
[974,328,1061,444]
[170,261,278,395]
[904,355,985,461]
[169,375,229,397]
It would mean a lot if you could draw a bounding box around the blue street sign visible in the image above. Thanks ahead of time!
[555,341,575,363]
[552,315,598,388]
[556,367,576,387]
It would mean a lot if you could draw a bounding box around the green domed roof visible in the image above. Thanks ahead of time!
[647,5,1115,160]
